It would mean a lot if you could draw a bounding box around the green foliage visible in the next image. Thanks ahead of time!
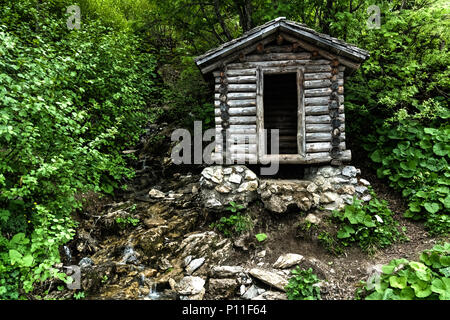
[255,233,267,242]
[364,242,450,300]
[115,217,140,229]
[0,0,157,298]
[73,291,85,300]
[285,267,321,300]
[210,202,252,237]
[365,118,450,235]
[331,192,405,254]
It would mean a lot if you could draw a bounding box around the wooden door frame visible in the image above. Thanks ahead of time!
[256,66,306,163]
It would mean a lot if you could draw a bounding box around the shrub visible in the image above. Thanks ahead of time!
[285,267,321,300]
[331,191,406,254]
[210,202,253,237]
[0,0,157,298]
[363,242,450,300]
[365,117,450,235]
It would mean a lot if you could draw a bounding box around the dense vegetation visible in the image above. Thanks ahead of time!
[0,0,448,299]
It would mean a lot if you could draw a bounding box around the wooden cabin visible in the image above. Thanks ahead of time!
[195,17,369,165]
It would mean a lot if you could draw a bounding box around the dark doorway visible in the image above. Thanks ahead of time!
[263,73,298,154]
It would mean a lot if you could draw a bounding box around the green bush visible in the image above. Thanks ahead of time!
[210,202,253,237]
[285,267,321,300]
[363,242,450,300]
[0,0,157,298]
[365,117,450,235]
[331,191,405,254]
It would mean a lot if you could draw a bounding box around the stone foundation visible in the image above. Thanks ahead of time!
[200,165,371,213]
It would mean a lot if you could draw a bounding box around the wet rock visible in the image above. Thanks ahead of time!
[186,258,205,275]
[148,188,165,199]
[122,246,139,264]
[79,257,94,269]
[241,284,260,299]
[143,216,166,228]
[157,257,173,271]
[211,266,244,278]
[208,278,238,299]
[273,254,304,269]
[176,276,206,295]
[248,268,288,292]
[178,232,232,272]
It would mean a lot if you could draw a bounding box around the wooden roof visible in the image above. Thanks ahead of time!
[195,17,370,74]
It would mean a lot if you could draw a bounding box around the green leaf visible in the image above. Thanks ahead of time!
[9,249,22,265]
[370,150,382,163]
[389,276,407,289]
[255,233,267,242]
[424,202,440,214]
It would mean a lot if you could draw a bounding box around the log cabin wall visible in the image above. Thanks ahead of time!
[212,46,348,165]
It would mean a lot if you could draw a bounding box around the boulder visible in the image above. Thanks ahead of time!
[248,268,288,292]
[176,276,205,295]
[208,278,238,299]
[211,266,245,278]
[273,253,304,269]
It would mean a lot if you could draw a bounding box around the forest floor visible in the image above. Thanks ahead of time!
[57,122,448,300]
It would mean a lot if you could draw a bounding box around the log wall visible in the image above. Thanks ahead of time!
[211,45,349,165]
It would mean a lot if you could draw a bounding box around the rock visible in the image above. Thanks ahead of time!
[248,268,288,292]
[258,180,312,213]
[211,167,224,184]
[237,181,258,192]
[256,250,266,258]
[359,178,370,186]
[355,186,368,194]
[349,178,358,185]
[306,183,318,193]
[273,253,304,269]
[244,170,257,181]
[215,184,232,194]
[320,192,339,204]
[178,232,232,269]
[143,216,166,228]
[362,194,372,202]
[240,284,246,296]
[183,255,193,267]
[158,257,172,271]
[176,276,206,295]
[148,188,165,199]
[211,266,245,278]
[337,185,355,195]
[186,258,205,275]
[342,166,357,178]
[78,257,94,269]
[200,166,259,209]
[242,284,260,299]
[252,291,287,300]
[305,214,321,225]
[180,288,205,300]
[208,278,238,299]
[205,198,222,209]
[228,173,242,184]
